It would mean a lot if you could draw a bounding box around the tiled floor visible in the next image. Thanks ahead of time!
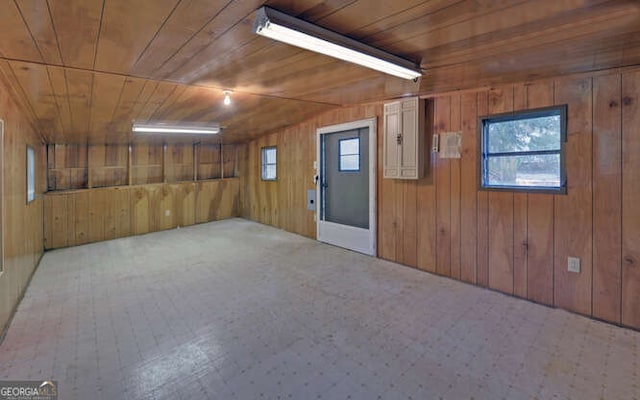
[0,218,638,399]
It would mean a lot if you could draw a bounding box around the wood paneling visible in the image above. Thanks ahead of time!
[487,86,515,295]
[240,69,640,330]
[132,143,163,185]
[44,179,239,250]
[0,61,45,334]
[240,103,381,239]
[415,99,435,273]
[554,78,593,316]
[525,80,555,306]
[47,144,88,190]
[196,179,240,224]
[1,1,639,144]
[476,92,489,287]
[197,143,221,180]
[593,74,622,323]
[89,144,128,188]
[435,96,451,277]
[48,142,238,190]
[165,143,194,183]
[622,70,640,328]
[459,92,477,284]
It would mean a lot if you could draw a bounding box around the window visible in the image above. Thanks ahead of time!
[480,105,567,193]
[261,146,277,180]
[27,146,35,203]
[339,137,360,172]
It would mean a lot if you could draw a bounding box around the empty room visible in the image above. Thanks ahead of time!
[1,1,640,399]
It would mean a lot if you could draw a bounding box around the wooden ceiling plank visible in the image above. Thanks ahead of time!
[417,30,640,95]
[134,81,180,122]
[172,0,364,87]
[156,0,337,82]
[88,73,127,142]
[64,68,94,141]
[149,85,188,121]
[111,77,148,125]
[128,80,160,124]
[0,59,43,137]
[170,0,428,88]
[381,0,630,64]
[0,1,43,62]
[364,0,529,50]
[132,0,233,77]
[318,0,448,39]
[151,0,265,80]
[8,60,63,140]
[15,0,63,64]
[422,4,639,69]
[150,86,219,123]
[48,0,103,68]
[93,0,181,73]
[47,66,72,135]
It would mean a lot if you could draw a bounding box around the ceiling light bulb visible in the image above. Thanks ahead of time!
[223,91,232,106]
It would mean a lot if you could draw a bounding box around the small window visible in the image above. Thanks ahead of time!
[480,105,567,193]
[27,146,35,203]
[261,146,277,181]
[339,137,360,172]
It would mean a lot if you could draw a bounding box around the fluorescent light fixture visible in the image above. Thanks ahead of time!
[252,6,422,81]
[132,122,220,135]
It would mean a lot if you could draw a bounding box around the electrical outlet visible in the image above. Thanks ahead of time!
[568,257,581,273]
[165,210,171,217]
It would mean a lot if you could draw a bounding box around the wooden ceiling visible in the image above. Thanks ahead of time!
[0,0,639,144]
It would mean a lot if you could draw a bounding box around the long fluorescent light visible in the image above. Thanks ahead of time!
[132,122,220,135]
[252,6,422,81]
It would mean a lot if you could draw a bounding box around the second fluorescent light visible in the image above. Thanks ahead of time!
[252,6,422,80]
[132,122,220,135]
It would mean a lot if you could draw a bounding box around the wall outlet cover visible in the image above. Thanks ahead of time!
[165,210,171,217]
[568,257,581,273]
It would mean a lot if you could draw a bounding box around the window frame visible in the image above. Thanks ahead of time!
[338,137,360,172]
[261,146,277,181]
[478,105,568,194]
[26,145,36,204]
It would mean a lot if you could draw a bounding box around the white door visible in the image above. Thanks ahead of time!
[317,118,376,256]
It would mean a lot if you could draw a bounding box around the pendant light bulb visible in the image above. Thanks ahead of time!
[223,91,232,106]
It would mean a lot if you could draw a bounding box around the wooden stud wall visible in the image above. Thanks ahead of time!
[240,69,640,330]
[44,142,241,250]
[47,142,239,190]
[0,63,45,334]
[89,144,128,188]
[44,178,240,250]
[197,144,221,180]
[131,143,163,186]
[47,144,87,190]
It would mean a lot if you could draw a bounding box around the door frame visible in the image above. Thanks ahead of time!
[316,118,376,256]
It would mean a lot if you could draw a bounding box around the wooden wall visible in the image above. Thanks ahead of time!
[48,142,238,190]
[240,104,382,238]
[240,68,640,330]
[44,178,240,250]
[0,64,46,334]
